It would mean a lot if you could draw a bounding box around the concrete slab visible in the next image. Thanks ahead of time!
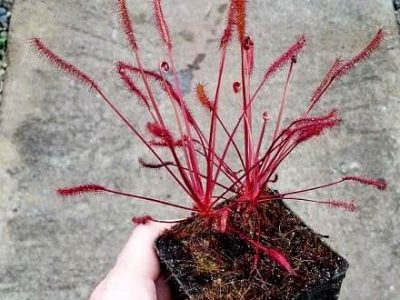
[0,1,399,299]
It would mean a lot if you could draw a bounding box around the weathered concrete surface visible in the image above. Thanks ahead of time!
[0,1,399,299]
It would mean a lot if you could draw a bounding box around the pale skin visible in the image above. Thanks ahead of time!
[89,222,173,300]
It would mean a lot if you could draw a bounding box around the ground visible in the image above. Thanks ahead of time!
[0,1,399,299]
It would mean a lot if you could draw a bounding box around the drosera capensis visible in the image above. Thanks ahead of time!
[31,0,387,275]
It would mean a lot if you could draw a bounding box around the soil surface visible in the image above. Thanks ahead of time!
[156,195,348,300]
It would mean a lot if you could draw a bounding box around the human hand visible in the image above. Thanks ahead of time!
[89,222,173,300]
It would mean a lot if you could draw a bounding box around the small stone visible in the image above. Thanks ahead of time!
[0,7,7,16]
[0,7,10,28]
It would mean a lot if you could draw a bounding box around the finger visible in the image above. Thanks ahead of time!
[113,222,174,280]
[90,275,157,300]
[89,222,174,300]
[89,279,106,300]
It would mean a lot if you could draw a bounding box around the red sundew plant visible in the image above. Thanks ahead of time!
[31,0,387,274]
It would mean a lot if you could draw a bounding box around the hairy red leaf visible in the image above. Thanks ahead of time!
[152,0,172,50]
[132,215,154,225]
[342,176,387,190]
[116,0,138,51]
[57,184,107,196]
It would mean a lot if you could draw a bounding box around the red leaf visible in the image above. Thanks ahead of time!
[195,83,214,111]
[31,38,99,91]
[57,184,106,196]
[323,200,358,212]
[261,247,297,275]
[116,0,138,51]
[139,158,174,169]
[343,176,387,190]
[132,215,153,225]
[219,2,236,49]
[152,0,172,50]
[263,36,306,82]
[117,62,150,108]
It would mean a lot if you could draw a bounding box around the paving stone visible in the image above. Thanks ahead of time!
[0,1,399,299]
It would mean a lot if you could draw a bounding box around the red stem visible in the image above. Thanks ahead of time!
[271,59,295,142]
[205,48,228,207]
[103,187,194,211]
